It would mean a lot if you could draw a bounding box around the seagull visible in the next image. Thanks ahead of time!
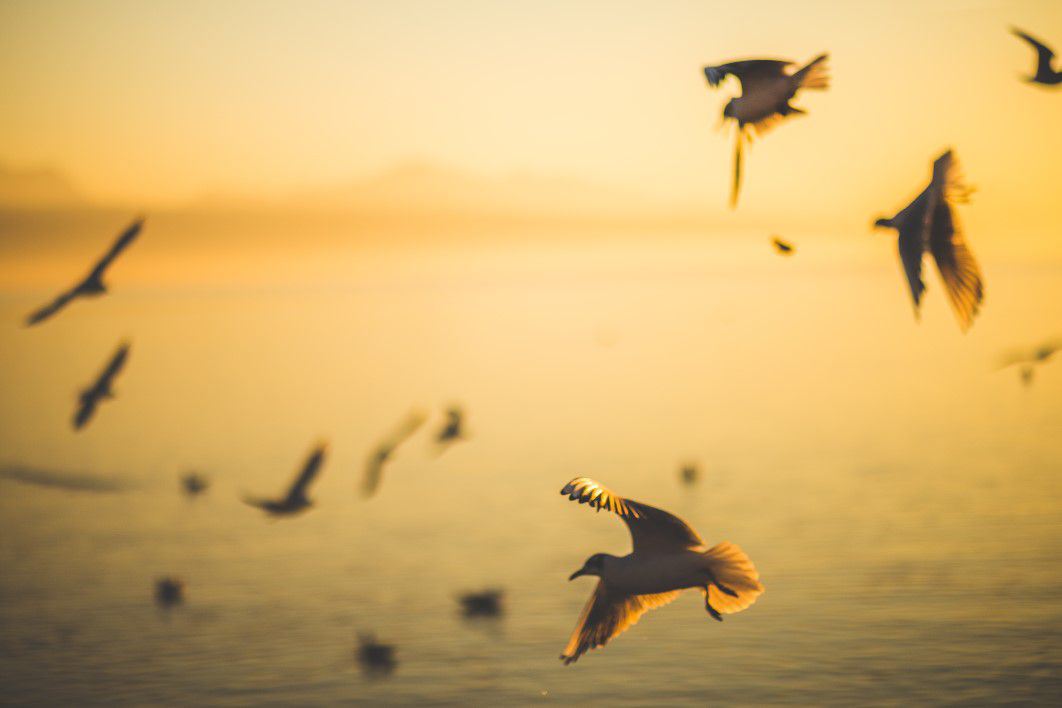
[558,477,764,665]
[73,341,131,430]
[771,236,795,255]
[1012,28,1062,86]
[243,443,326,517]
[679,463,699,486]
[873,150,983,332]
[181,472,210,497]
[357,633,397,674]
[25,217,144,326]
[458,589,505,617]
[362,410,427,497]
[997,339,1060,386]
[703,54,829,206]
[432,405,466,452]
[155,577,184,607]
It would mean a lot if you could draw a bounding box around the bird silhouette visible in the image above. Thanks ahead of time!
[155,577,184,607]
[771,236,795,255]
[1012,28,1061,86]
[558,478,763,665]
[874,150,983,331]
[703,55,829,206]
[73,341,131,430]
[997,339,1060,386]
[181,472,210,497]
[679,463,699,486]
[432,406,466,453]
[357,633,397,674]
[25,217,144,326]
[362,410,427,498]
[458,589,505,618]
[243,443,326,516]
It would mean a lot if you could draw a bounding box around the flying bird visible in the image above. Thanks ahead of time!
[25,217,144,326]
[181,472,210,497]
[1012,28,1061,86]
[558,477,763,665]
[362,410,427,497]
[873,150,984,332]
[73,341,131,430]
[679,463,699,486]
[458,589,505,618]
[771,236,795,255]
[432,405,466,452]
[703,54,829,206]
[243,443,326,517]
[997,339,1060,386]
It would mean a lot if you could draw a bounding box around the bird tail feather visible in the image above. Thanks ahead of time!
[793,54,830,90]
[701,541,764,615]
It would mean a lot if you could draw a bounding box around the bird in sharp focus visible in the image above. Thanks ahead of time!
[873,150,983,332]
[558,477,763,665]
[703,54,829,207]
[1012,28,1061,86]
[771,236,795,255]
[73,341,131,430]
[243,442,327,517]
[362,410,427,497]
[997,338,1060,386]
[25,217,144,326]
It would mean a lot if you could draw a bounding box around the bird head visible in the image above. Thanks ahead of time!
[873,217,893,230]
[569,553,609,581]
[722,98,737,120]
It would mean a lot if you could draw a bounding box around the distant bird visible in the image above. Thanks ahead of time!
[73,341,130,430]
[771,236,795,255]
[181,472,209,497]
[1012,28,1061,86]
[679,463,699,486]
[459,589,505,618]
[243,443,326,517]
[433,406,466,452]
[362,410,427,498]
[703,55,829,206]
[874,150,983,332]
[24,217,143,326]
[357,633,397,674]
[997,339,1060,386]
[155,577,184,607]
[558,478,763,665]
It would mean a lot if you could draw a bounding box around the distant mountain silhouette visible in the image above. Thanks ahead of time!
[0,164,83,208]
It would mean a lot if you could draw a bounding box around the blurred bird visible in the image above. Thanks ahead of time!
[433,405,466,452]
[558,478,763,665]
[997,339,1060,386]
[357,633,397,674]
[459,589,505,618]
[873,150,983,332]
[155,577,184,607]
[1011,28,1061,86]
[73,341,131,430]
[181,472,209,497]
[703,54,829,206]
[24,217,144,326]
[243,443,326,517]
[679,463,699,486]
[771,236,795,255]
[362,410,427,497]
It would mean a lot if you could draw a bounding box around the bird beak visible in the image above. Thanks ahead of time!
[568,567,586,581]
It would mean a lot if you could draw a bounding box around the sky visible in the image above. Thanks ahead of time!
[0,0,1059,239]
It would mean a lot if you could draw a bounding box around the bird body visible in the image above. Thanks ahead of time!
[559,478,763,664]
[771,236,795,255]
[73,342,130,430]
[1012,28,1061,85]
[459,589,505,617]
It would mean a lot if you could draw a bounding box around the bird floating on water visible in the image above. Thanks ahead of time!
[771,236,795,255]
[73,341,130,430]
[458,589,505,618]
[679,463,699,486]
[873,150,984,332]
[362,410,427,498]
[997,339,1060,386]
[357,633,397,674]
[181,472,209,497]
[703,54,829,207]
[243,442,326,517]
[155,577,184,607]
[558,477,763,665]
[1011,28,1061,86]
[24,217,143,326]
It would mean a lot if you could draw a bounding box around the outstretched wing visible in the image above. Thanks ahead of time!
[704,59,791,94]
[1012,28,1055,69]
[96,342,131,389]
[927,152,982,331]
[72,395,98,430]
[287,443,326,500]
[362,410,426,497]
[85,217,143,283]
[24,287,79,326]
[560,581,680,665]
[560,477,704,554]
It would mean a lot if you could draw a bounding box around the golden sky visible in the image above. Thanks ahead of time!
[0,0,1060,237]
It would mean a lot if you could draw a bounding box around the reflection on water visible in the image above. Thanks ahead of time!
[0,236,1060,704]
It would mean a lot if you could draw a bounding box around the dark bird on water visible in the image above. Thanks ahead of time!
[73,341,131,430]
[25,217,144,326]
[679,463,699,485]
[357,633,397,674]
[459,589,505,617]
[1012,28,1062,86]
[181,472,209,497]
[155,577,184,607]
[558,478,763,665]
[433,405,466,452]
[997,339,1060,386]
[703,54,829,206]
[243,443,326,517]
[771,236,795,255]
[873,150,984,332]
[362,410,427,498]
